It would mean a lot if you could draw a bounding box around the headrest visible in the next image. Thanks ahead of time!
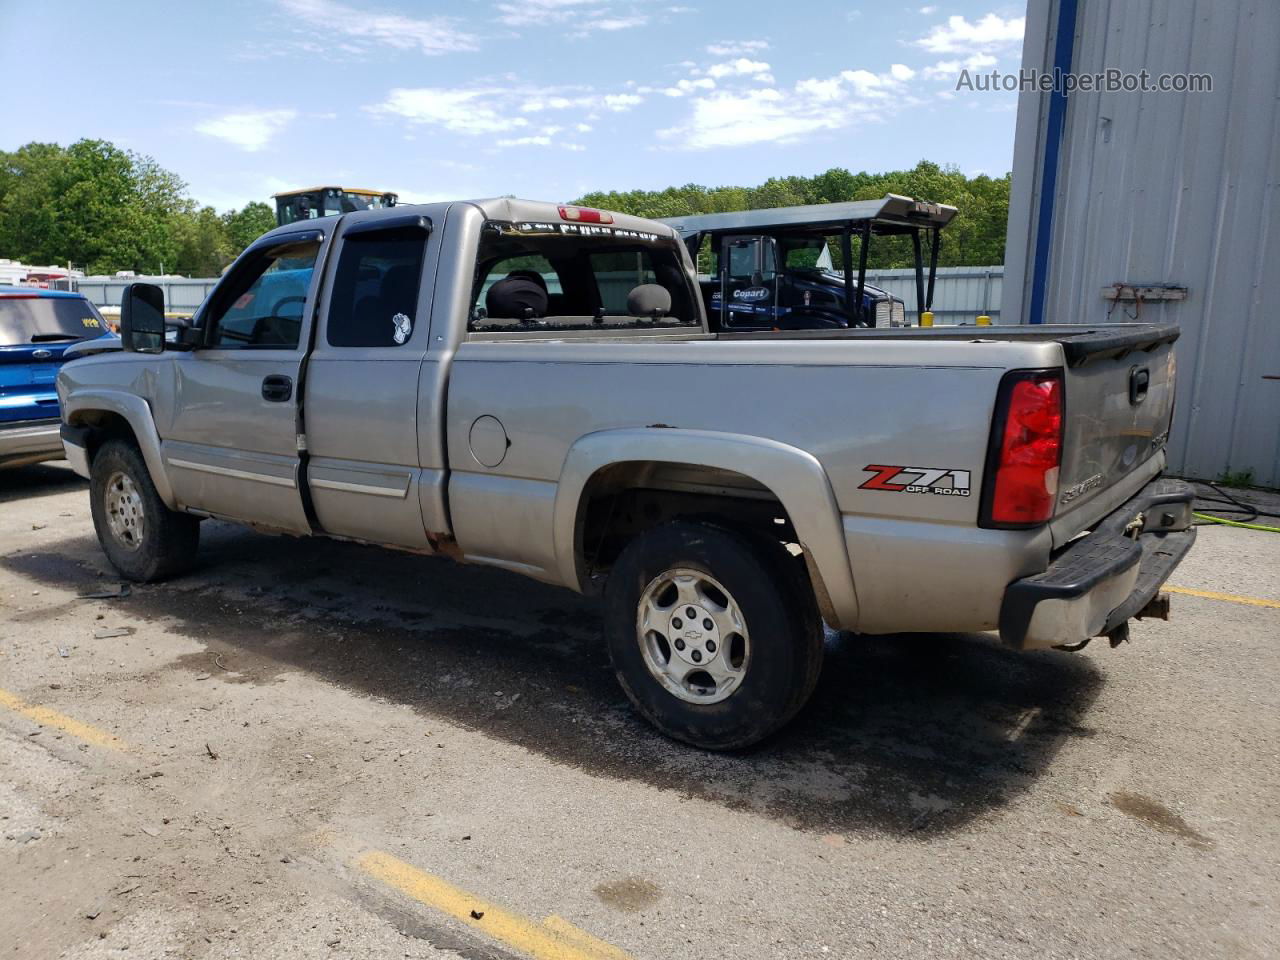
[627,283,672,319]
[486,275,549,320]
[505,269,548,291]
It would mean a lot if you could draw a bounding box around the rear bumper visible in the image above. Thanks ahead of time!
[1000,478,1196,650]
[0,418,63,468]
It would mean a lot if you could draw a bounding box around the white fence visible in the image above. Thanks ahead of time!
[74,266,1007,324]
[861,266,1004,324]
[75,277,219,315]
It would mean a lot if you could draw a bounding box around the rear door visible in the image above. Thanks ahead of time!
[303,213,438,549]
[163,230,324,533]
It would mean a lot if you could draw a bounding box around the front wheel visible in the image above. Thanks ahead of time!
[604,521,823,750]
[89,439,200,582]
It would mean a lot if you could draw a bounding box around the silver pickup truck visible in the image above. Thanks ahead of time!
[56,198,1195,749]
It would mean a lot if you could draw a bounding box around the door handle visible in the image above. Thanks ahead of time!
[261,375,293,402]
[1129,366,1149,405]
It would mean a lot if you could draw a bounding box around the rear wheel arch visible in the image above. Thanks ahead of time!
[603,518,824,749]
[553,429,859,629]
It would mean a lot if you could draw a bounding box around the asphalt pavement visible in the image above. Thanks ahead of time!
[2,462,1277,959]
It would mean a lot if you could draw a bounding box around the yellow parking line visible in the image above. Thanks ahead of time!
[0,688,127,751]
[542,916,635,960]
[357,850,633,960]
[1166,586,1280,610]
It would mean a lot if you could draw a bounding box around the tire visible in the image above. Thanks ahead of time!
[89,439,200,582]
[604,521,824,750]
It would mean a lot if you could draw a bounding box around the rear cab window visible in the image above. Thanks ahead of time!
[0,295,105,346]
[468,220,700,335]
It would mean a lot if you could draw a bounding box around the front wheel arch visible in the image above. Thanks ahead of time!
[65,391,176,508]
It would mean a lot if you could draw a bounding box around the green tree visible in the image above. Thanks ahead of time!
[576,160,1012,267]
[0,139,187,274]
[171,205,232,276]
[223,201,276,254]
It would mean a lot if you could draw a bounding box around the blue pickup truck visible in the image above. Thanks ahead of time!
[0,287,108,469]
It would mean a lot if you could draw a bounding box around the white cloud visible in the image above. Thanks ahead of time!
[520,95,582,112]
[923,52,998,79]
[795,77,842,102]
[495,0,650,33]
[588,16,647,31]
[705,40,769,56]
[661,77,717,97]
[602,93,643,111]
[195,109,297,151]
[372,88,524,134]
[919,4,938,13]
[890,63,916,81]
[660,88,828,149]
[660,66,915,150]
[705,58,772,79]
[839,69,899,98]
[368,84,641,139]
[277,0,477,55]
[496,135,552,147]
[915,13,1025,54]
[495,0,598,27]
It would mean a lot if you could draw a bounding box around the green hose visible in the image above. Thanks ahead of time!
[1193,512,1280,533]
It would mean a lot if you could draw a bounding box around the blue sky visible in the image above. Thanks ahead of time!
[0,0,1026,212]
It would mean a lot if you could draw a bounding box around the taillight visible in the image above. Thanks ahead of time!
[558,205,613,224]
[981,370,1064,528]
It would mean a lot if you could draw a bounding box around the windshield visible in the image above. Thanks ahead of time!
[0,296,105,346]
[469,220,699,332]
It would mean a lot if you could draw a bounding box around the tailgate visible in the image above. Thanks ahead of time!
[1053,327,1178,537]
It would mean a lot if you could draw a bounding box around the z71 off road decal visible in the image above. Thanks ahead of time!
[860,464,972,497]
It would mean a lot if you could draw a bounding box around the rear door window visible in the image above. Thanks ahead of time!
[0,296,105,346]
[327,226,429,348]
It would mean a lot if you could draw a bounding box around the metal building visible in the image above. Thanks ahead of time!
[1004,0,1280,486]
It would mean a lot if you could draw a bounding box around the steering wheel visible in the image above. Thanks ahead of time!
[270,295,307,319]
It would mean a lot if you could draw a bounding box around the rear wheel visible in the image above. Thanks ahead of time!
[604,521,823,750]
[89,439,200,582]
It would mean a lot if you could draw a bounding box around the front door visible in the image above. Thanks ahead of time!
[161,231,324,533]
[717,235,778,329]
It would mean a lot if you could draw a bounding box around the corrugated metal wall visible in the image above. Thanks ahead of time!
[1006,0,1280,486]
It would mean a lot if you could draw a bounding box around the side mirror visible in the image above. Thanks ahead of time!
[120,283,165,354]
